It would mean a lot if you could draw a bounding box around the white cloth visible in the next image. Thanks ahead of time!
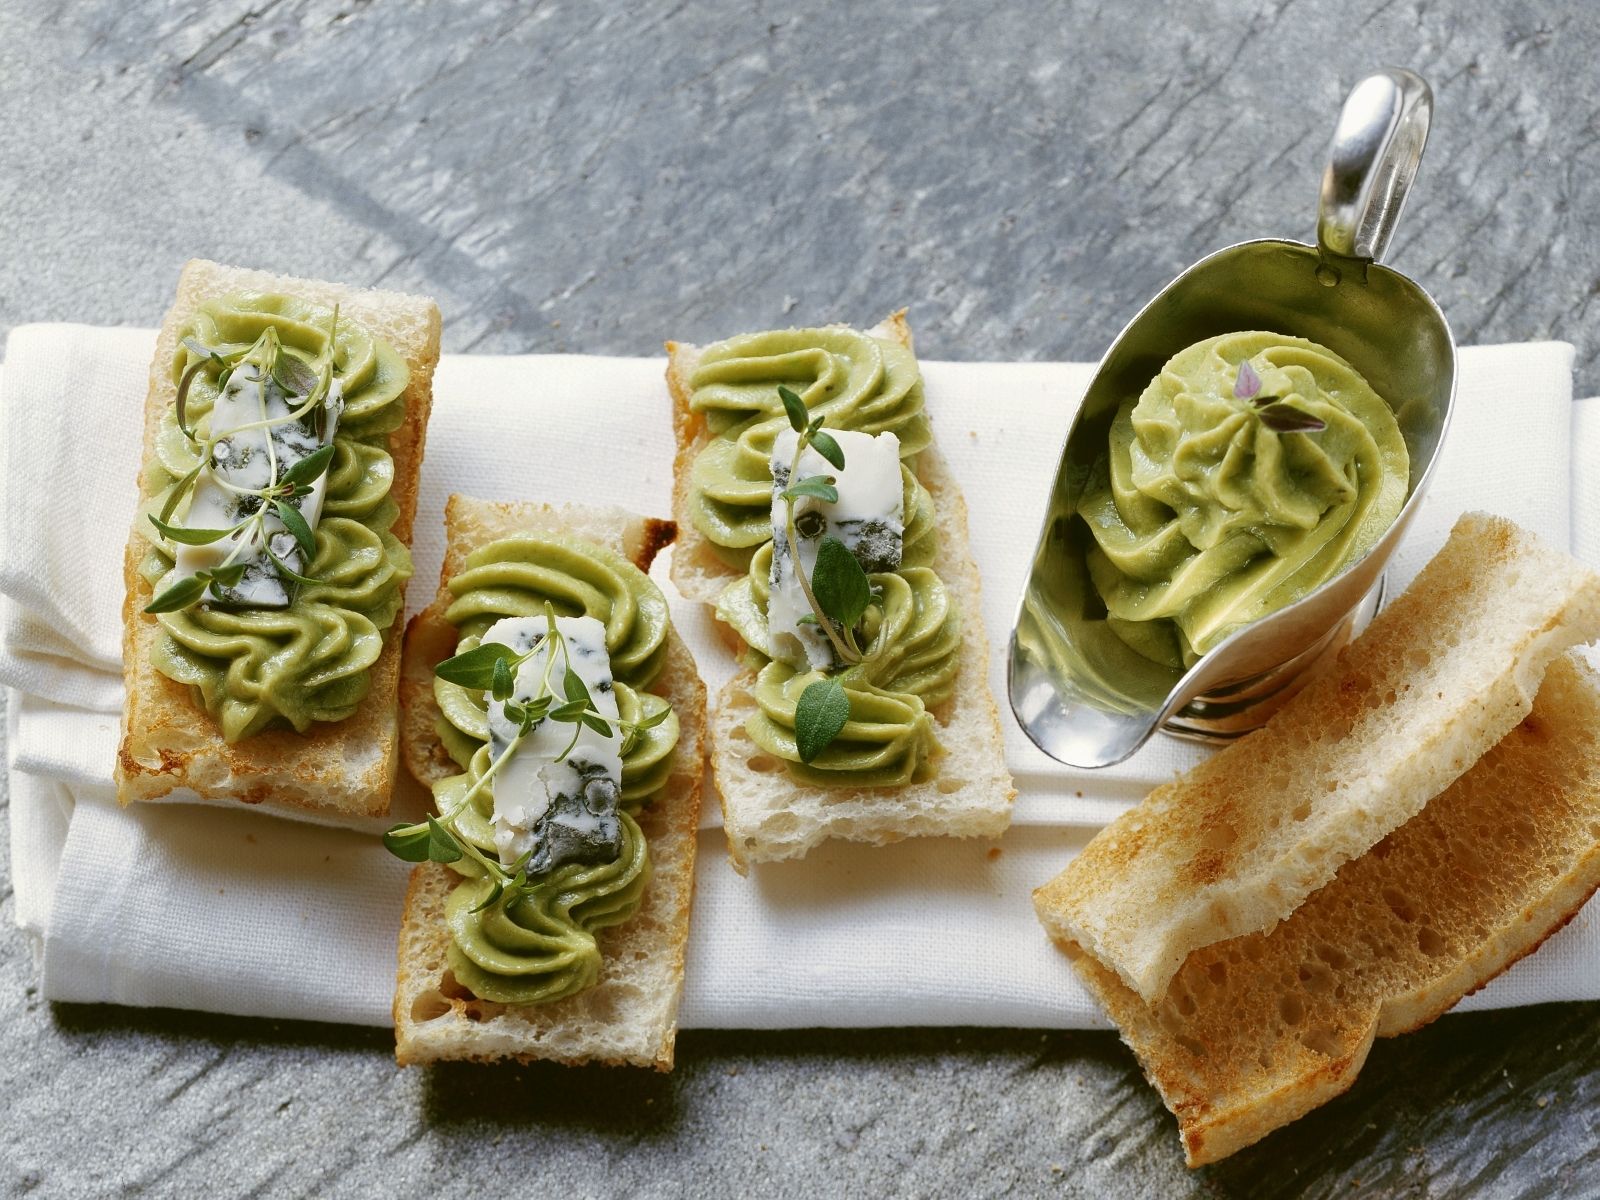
[2,325,1595,1029]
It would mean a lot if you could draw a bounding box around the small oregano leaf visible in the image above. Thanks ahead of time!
[794,677,850,763]
[491,655,515,702]
[280,443,336,489]
[382,822,432,863]
[808,429,846,471]
[143,574,208,614]
[435,643,513,689]
[469,879,506,914]
[810,535,871,627]
[157,464,205,525]
[148,512,236,546]
[782,475,839,504]
[272,500,317,557]
[425,816,464,864]
[778,384,809,433]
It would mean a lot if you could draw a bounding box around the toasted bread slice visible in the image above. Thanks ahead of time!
[393,496,704,1069]
[1061,653,1600,1166]
[1035,513,1600,1003]
[666,315,1013,871]
[115,260,440,819]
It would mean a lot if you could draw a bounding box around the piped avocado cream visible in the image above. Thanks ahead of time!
[690,326,959,786]
[138,294,413,740]
[1082,330,1409,669]
[428,533,679,1006]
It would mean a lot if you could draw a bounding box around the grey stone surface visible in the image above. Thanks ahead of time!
[2,0,1598,1196]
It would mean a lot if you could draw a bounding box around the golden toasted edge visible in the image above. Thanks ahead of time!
[115,259,441,818]
[1034,512,1600,1004]
[393,495,703,1068]
[1060,656,1600,1166]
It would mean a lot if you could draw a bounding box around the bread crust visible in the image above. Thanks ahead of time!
[666,314,1013,871]
[114,260,440,819]
[1059,654,1600,1166]
[392,496,704,1069]
[1037,512,1600,1003]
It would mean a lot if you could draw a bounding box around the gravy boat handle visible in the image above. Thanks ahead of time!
[1318,67,1432,263]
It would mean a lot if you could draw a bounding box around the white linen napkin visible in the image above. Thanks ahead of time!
[2,324,1593,1029]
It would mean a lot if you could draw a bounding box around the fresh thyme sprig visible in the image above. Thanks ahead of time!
[775,385,881,666]
[144,311,343,614]
[773,384,891,763]
[382,604,670,908]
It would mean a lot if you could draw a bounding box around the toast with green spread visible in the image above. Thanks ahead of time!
[115,260,440,819]
[393,496,703,1069]
[667,313,1013,872]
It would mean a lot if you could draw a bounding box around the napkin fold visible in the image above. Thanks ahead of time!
[3,324,1595,1030]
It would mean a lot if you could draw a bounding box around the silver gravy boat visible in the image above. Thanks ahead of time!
[1009,68,1456,769]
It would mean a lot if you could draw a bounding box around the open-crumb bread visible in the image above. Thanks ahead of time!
[666,313,1013,871]
[1035,512,1600,1003]
[115,260,439,820]
[393,496,704,1069]
[1064,653,1600,1166]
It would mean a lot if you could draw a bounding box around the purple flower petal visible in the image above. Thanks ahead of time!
[1233,359,1262,400]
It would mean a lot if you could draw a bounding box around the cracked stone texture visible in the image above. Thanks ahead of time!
[3,1,1599,1196]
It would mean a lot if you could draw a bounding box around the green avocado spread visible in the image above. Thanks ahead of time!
[138,293,412,740]
[1082,331,1409,669]
[430,533,679,1005]
[688,327,960,787]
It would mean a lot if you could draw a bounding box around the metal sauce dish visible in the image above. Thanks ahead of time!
[1009,68,1456,770]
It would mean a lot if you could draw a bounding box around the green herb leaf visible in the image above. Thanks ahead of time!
[502,699,527,727]
[263,542,320,587]
[469,879,506,914]
[382,822,432,863]
[426,816,464,864]
[636,705,672,730]
[272,500,317,558]
[280,443,336,489]
[271,348,320,398]
[143,574,208,614]
[522,695,553,724]
[580,712,614,738]
[782,475,839,504]
[778,384,808,433]
[794,677,850,763]
[491,655,515,702]
[148,512,236,546]
[435,642,513,689]
[563,669,593,708]
[173,359,207,444]
[207,561,249,588]
[810,535,872,627]
[809,429,846,471]
[157,464,205,526]
[550,699,589,723]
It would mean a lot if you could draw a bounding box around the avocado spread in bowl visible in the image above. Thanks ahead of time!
[1081,330,1409,669]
